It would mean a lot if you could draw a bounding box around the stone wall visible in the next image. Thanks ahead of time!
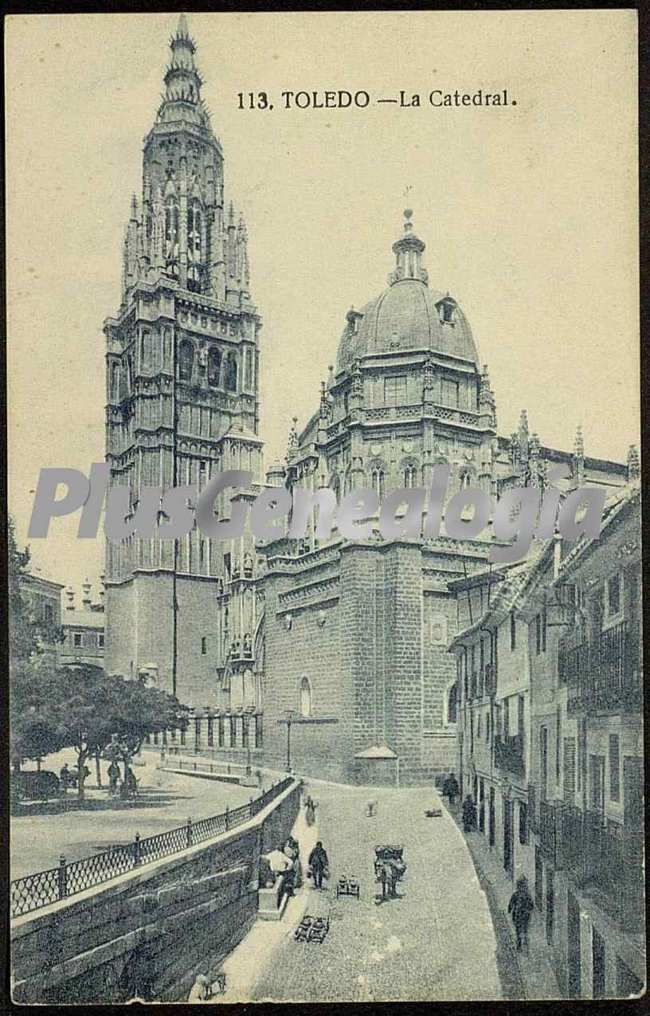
[11,780,300,1005]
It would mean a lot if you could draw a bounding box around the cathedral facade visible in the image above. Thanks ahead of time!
[257,213,629,784]
[105,16,630,783]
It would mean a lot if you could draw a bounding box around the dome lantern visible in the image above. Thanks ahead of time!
[388,209,428,287]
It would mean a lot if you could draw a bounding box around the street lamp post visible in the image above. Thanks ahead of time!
[285,709,296,773]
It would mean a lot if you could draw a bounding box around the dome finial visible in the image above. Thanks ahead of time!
[403,208,414,233]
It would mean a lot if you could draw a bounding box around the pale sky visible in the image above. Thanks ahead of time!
[6,10,639,594]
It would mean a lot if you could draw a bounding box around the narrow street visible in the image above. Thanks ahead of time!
[250,784,501,1002]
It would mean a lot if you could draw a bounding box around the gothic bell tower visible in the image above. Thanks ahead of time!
[104,15,263,709]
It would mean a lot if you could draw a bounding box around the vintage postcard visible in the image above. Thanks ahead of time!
[6,9,642,1004]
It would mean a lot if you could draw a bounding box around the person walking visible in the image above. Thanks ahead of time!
[308,841,329,890]
[442,771,460,807]
[508,876,534,952]
[107,761,120,797]
[59,763,71,794]
[305,795,317,827]
[462,794,477,832]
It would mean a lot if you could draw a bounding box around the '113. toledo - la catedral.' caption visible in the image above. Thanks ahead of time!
[237,88,516,110]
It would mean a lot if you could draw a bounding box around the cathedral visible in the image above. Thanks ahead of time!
[105,16,631,784]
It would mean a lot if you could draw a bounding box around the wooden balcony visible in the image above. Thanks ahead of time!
[559,621,641,716]
[494,734,525,778]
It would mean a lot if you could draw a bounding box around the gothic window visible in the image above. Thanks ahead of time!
[371,467,385,498]
[384,375,407,405]
[140,329,151,368]
[187,202,203,260]
[178,340,194,382]
[442,379,460,408]
[300,677,312,717]
[163,327,172,367]
[111,362,120,400]
[403,463,417,488]
[208,346,221,388]
[330,474,340,500]
[225,352,238,392]
[244,348,253,390]
[164,198,179,258]
[447,683,458,724]
[459,469,472,490]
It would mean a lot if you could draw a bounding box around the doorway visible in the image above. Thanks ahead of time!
[534,847,543,909]
[489,786,495,846]
[503,798,513,876]
[479,778,485,833]
[592,927,606,997]
[545,868,554,944]
[567,891,581,997]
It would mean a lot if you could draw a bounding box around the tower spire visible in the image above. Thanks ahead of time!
[156,13,209,129]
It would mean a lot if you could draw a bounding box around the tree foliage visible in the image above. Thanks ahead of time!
[8,516,64,665]
[8,516,190,794]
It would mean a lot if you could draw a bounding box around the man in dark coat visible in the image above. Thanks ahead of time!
[462,794,477,832]
[442,771,460,806]
[508,876,534,952]
[308,841,329,890]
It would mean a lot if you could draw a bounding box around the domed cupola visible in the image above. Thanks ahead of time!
[336,210,479,372]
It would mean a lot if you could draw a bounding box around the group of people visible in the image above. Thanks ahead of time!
[59,760,137,798]
[108,761,138,798]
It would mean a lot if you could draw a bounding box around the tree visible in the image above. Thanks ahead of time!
[52,668,190,799]
[9,659,70,769]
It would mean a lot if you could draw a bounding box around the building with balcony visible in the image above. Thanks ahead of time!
[449,557,537,883]
[523,483,643,998]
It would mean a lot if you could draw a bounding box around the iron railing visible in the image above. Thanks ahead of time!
[11,776,294,920]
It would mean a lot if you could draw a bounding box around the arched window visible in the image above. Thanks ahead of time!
[459,469,472,490]
[208,346,221,388]
[225,352,238,392]
[178,340,194,382]
[111,362,120,400]
[140,329,151,368]
[300,677,312,717]
[163,327,172,367]
[371,467,385,499]
[403,464,416,488]
[330,474,340,500]
[447,682,458,725]
[165,198,179,257]
[188,202,202,259]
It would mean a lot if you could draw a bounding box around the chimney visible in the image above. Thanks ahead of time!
[82,579,92,610]
[65,588,75,611]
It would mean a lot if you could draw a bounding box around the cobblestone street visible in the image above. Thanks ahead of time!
[250,783,501,1002]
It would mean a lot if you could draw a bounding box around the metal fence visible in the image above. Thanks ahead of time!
[11,776,294,920]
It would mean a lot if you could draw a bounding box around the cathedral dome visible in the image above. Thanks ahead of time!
[337,211,478,372]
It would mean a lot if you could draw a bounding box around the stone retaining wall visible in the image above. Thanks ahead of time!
[11,780,301,1004]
